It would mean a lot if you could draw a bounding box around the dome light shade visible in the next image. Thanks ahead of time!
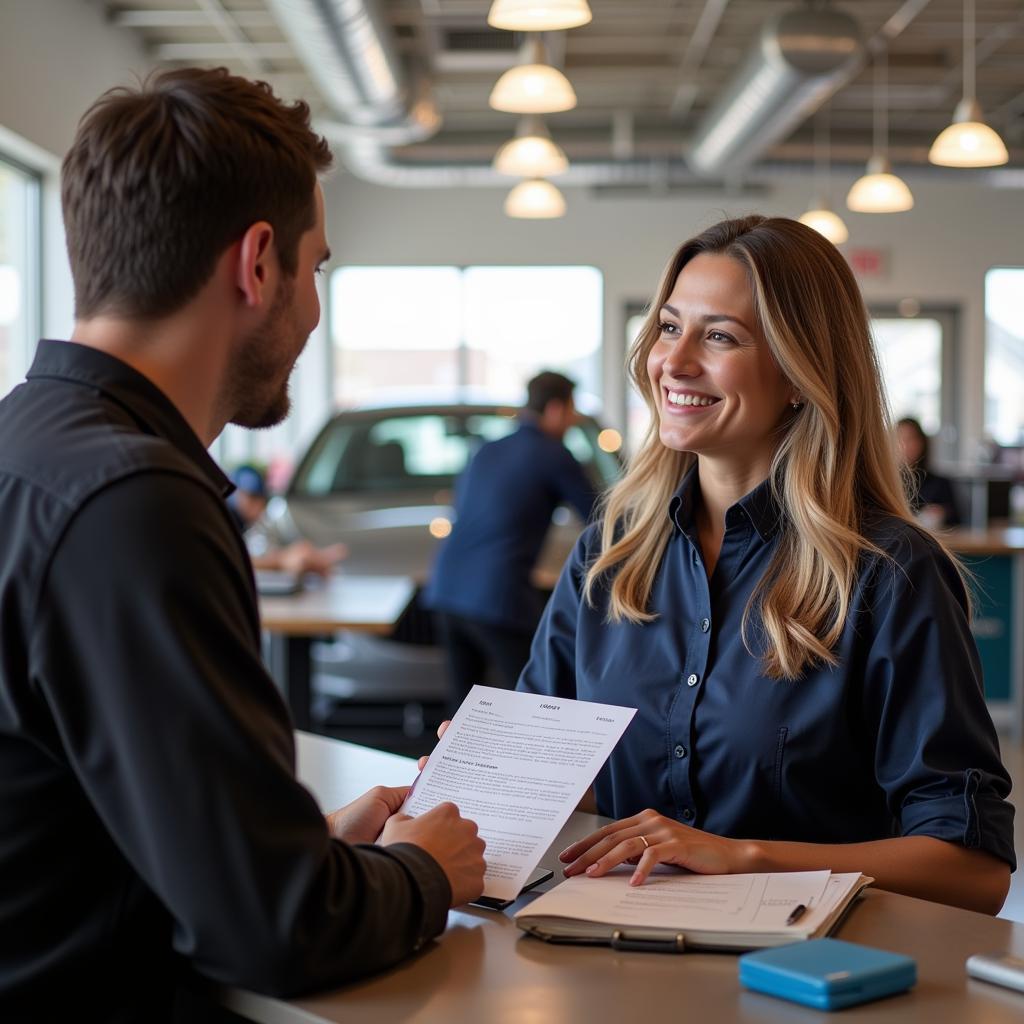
[494,133,568,177]
[928,1,1010,169]
[504,179,566,219]
[798,203,849,245]
[488,0,592,32]
[846,155,914,213]
[489,62,577,114]
[929,98,1009,167]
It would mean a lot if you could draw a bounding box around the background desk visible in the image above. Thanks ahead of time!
[224,733,1024,1024]
[946,528,1024,740]
[259,575,414,731]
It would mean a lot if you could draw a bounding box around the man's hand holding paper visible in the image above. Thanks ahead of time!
[404,685,636,901]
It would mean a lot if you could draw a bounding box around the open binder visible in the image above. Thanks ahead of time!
[515,868,872,953]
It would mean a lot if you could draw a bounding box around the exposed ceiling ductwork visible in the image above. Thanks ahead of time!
[264,0,866,189]
[687,4,864,176]
[254,0,1021,190]
[263,0,440,144]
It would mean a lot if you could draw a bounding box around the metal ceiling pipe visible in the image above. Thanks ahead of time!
[264,0,440,143]
[687,3,863,176]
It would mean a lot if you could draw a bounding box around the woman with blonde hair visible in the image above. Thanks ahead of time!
[520,215,1014,913]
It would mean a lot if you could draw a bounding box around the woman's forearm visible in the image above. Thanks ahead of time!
[748,835,1010,915]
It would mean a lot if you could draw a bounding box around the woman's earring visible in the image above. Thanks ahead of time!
[790,399,803,410]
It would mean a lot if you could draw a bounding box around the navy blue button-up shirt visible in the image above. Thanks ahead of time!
[425,419,595,631]
[519,467,1016,869]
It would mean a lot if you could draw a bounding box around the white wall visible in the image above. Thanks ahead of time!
[0,0,151,341]
[321,169,1024,457]
[0,0,150,158]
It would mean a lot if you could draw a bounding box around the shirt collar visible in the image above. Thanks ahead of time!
[668,461,784,542]
[27,339,233,497]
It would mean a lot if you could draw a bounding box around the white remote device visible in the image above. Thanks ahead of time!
[966,953,1024,994]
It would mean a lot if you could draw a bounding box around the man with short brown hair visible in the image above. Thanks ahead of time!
[0,68,484,1021]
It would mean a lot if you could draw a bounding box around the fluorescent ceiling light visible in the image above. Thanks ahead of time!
[488,0,592,32]
[504,178,567,219]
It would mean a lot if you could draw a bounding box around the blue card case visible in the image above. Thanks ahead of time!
[739,938,917,1010]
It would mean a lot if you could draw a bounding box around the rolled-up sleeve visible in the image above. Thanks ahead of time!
[861,527,1016,869]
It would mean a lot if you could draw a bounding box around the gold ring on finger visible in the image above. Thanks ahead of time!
[638,834,650,849]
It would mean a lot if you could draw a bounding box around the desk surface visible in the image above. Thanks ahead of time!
[258,574,415,635]
[224,734,1024,1024]
[945,527,1024,556]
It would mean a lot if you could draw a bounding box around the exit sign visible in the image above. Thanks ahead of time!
[847,248,889,278]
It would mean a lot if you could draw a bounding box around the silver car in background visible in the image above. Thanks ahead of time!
[263,401,623,750]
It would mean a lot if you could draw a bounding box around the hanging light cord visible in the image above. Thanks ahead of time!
[814,105,830,199]
[963,0,976,103]
[874,48,888,158]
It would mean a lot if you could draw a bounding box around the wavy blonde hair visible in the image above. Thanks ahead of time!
[585,215,947,680]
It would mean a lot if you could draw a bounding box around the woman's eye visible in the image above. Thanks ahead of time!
[658,321,679,336]
[708,330,734,343]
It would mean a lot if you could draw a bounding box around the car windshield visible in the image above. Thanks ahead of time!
[291,409,620,496]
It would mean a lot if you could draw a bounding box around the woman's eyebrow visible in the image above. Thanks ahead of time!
[659,304,752,332]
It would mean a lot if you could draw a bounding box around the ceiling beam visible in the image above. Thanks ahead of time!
[110,9,276,30]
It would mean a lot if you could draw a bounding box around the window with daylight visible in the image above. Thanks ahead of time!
[0,156,40,398]
[985,268,1024,447]
[330,265,602,407]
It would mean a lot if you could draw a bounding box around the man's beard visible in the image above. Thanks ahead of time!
[227,278,302,430]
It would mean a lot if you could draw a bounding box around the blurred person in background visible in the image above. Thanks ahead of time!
[228,462,345,575]
[897,417,962,528]
[425,370,596,714]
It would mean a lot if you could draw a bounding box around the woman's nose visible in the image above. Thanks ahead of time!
[661,333,700,377]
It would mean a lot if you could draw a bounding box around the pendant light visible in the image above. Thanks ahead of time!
[846,49,913,213]
[489,36,577,114]
[799,106,849,245]
[928,0,1008,167]
[504,178,566,219]
[493,116,569,177]
[488,0,592,32]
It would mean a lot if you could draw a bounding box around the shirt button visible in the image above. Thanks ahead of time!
[682,808,694,821]
[700,618,710,633]
[686,673,699,687]
[674,744,687,759]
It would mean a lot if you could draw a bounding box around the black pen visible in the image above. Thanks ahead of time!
[785,903,808,926]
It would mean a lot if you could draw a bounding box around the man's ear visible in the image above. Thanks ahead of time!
[235,221,276,309]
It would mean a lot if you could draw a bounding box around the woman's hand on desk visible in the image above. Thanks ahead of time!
[559,809,759,886]
[325,785,410,845]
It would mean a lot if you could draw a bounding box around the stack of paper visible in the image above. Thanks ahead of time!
[515,868,872,952]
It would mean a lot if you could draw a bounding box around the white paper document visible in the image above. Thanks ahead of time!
[401,685,636,900]
[518,867,834,933]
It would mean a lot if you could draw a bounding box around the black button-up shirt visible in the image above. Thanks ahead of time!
[520,465,1015,869]
[0,341,450,1019]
